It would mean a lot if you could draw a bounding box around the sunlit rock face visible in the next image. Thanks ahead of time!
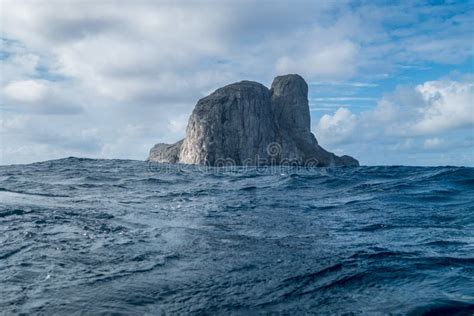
[148,74,359,167]
[179,80,276,166]
[147,140,183,164]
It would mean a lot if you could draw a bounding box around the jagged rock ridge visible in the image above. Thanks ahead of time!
[148,74,359,167]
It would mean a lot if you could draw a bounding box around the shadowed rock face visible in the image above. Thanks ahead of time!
[271,74,318,163]
[148,74,359,167]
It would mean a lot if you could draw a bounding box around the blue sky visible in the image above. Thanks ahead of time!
[0,0,473,166]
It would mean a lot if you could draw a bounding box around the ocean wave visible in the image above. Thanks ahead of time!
[0,158,472,314]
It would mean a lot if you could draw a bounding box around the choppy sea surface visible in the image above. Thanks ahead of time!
[0,157,473,315]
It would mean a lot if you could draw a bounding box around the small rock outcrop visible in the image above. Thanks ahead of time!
[148,74,359,167]
[148,140,183,164]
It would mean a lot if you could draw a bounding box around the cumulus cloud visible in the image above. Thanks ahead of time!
[314,76,474,165]
[4,80,47,102]
[2,79,83,114]
[317,108,358,144]
[316,77,474,143]
[413,80,474,134]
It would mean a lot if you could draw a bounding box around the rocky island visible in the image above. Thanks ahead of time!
[148,74,359,167]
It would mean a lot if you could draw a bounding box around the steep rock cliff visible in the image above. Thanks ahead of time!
[148,74,359,167]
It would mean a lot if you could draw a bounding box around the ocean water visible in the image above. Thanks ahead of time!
[0,157,473,315]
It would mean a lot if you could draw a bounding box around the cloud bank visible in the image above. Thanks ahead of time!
[0,0,473,165]
[315,76,474,165]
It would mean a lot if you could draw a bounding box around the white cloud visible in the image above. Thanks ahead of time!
[2,79,84,115]
[316,77,474,144]
[314,77,474,165]
[413,80,474,134]
[0,40,41,85]
[276,41,359,79]
[316,108,358,144]
[4,80,47,102]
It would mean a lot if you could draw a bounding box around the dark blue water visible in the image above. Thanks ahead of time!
[1,158,473,314]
